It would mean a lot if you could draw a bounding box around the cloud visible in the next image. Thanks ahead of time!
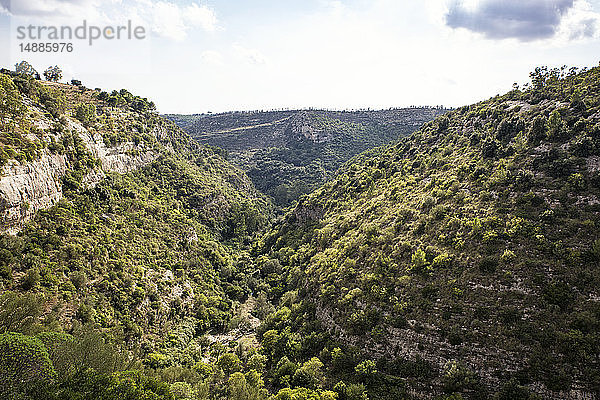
[199,50,224,65]
[556,0,600,40]
[445,0,576,40]
[143,1,218,40]
[0,0,101,17]
[185,3,217,32]
[1,0,219,40]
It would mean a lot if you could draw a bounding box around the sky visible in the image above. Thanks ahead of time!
[1,0,600,114]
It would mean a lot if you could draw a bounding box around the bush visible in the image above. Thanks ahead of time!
[292,357,324,389]
[75,103,96,127]
[547,111,566,141]
[442,361,479,394]
[410,248,430,274]
[22,268,40,290]
[43,65,62,82]
[37,85,66,118]
[218,353,241,375]
[0,332,56,392]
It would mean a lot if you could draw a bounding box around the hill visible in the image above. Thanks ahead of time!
[165,108,447,207]
[256,65,600,399]
[0,71,274,399]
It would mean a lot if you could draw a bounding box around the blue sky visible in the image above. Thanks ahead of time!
[1,0,600,113]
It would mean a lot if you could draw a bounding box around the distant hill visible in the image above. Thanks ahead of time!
[165,108,448,207]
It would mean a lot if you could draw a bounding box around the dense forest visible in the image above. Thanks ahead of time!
[1,64,599,400]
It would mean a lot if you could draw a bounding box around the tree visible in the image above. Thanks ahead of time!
[43,66,62,82]
[75,103,96,127]
[547,110,566,141]
[528,115,547,144]
[292,357,324,389]
[410,248,430,274]
[0,75,26,132]
[227,372,266,400]
[15,61,38,78]
[217,353,241,375]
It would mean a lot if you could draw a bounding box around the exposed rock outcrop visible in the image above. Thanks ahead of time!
[0,153,68,234]
[0,123,160,233]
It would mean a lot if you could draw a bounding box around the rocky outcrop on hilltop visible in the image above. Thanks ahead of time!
[0,76,179,232]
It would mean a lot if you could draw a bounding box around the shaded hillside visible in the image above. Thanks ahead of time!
[256,66,600,399]
[165,108,447,206]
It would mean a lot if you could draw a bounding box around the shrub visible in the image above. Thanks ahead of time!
[478,256,498,273]
[74,103,96,127]
[442,361,479,394]
[410,248,430,274]
[528,115,547,143]
[0,332,56,391]
[218,353,241,375]
[43,66,62,82]
[292,357,324,389]
[547,111,566,141]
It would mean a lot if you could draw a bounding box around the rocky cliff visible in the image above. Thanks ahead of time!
[0,74,180,232]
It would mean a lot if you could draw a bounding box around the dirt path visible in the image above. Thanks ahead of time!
[207,115,292,135]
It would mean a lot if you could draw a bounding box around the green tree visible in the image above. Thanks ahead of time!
[75,103,96,127]
[547,110,565,141]
[0,332,56,395]
[15,60,38,77]
[218,353,241,375]
[292,357,324,390]
[410,248,430,274]
[43,65,62,82]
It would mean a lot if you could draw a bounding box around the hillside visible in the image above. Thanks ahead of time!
[165,108,447,206]
[4,65,600,400]
[256,66,600,399]
[0,71,274,399]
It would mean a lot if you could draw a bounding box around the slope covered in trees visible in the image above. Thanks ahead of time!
[256,65,600,399]
[165,108,447,207]
[0,71,275,399]
[4,64,600,400]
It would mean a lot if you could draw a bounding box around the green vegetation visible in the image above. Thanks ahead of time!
[43,65,63,82]
[2,64,600,399]
[256,65,600,398]
[166,108,447,208]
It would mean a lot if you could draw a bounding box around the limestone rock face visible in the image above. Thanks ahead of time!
[0,123,159,233]
[0,153,68,234]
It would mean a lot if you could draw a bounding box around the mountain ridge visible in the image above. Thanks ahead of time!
[165,107,448,207]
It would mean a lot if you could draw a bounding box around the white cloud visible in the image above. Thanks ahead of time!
[556,0,600,41]
[141,1,218,40]
[0,0,106,19]
[3,0,219,41]
[200,50,224,65]
[184,3,217,32]
[126,1,219,40]
[149,1,188,40]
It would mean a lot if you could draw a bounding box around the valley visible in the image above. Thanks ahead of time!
[165,108,447,208]
[0,64,599,400]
